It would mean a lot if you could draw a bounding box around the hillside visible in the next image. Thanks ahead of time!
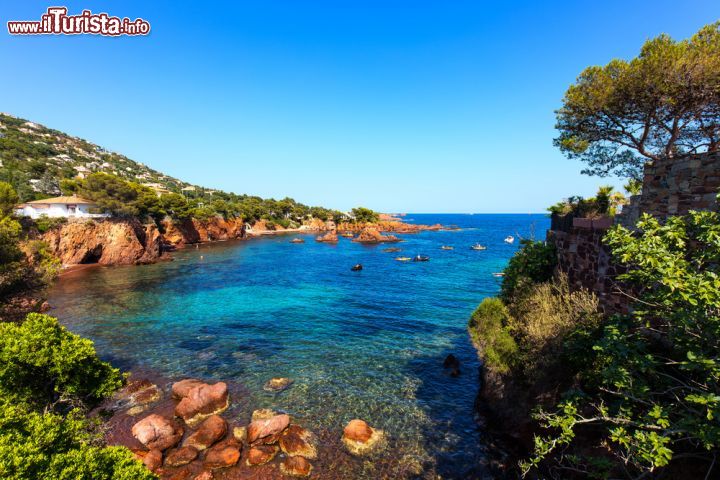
[0,112,199,201]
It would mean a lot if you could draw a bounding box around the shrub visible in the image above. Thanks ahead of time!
[525,211,720,478]
[501,239,556,302]
[468,297,518,374]
[33,215,67,233]
[0,398,154,480]
[0,313,122,409]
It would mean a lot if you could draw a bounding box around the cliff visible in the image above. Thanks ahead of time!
[42,219,163,266]
[161,217,245,246]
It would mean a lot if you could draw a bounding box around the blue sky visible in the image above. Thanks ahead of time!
[1,1,717,212]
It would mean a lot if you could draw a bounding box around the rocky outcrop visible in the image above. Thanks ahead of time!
[280,456,313,477]
[246,445,279,466]
[353,227,400,244]
[204,438,242,470]
[42,219,162,266]
[161,217,244,246]
[183,415,227,451]
[279,425,317,459]
[338,220,443,234]
[247,414,291,445]
[315,230,338,243]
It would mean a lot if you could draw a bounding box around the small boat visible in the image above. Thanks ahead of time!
[492,272,505,278]
[341,232,354,238]
[413,255,430,262]
[384,247,402,253]
[351,264,363,271]
[395,256,412,262]
[470,243,487,250]
[441,245,454,250]
[290,238,305,244]
[504,236,515,244]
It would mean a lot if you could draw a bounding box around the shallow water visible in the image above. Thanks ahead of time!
[48,213,549,478]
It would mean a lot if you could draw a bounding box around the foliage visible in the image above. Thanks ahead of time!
[547,186,626,219]
[555,22,720,180]
[0,181,19,217]
[351,207,379,223]
[525,211,720,478]
[468,297,518,374]
[500,239,556,302]
[0,313,123,409]
[33,215,67,234]
[22,240,61,285]
[624,178,643,196]
[0,395,154,480]
[0,216,26,299]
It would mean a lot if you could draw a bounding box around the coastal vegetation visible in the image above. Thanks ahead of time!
[469,22,720,479]
[0,313,154,480]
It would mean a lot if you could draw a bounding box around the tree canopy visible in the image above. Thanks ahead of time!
[555,22,720,180]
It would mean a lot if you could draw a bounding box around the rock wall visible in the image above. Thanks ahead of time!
[42,218,163,266]
[638,151,720,217]
[548,225,625,313]
[161,217,245,246]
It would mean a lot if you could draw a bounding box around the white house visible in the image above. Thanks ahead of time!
[15,195,109,219]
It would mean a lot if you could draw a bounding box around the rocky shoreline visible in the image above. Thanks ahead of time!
[33,216,445,269]
[102,374,390,480]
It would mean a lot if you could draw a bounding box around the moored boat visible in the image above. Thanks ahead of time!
[395,256,412,262]
[441,245,454,250]
[413,255,430,262]
[504,235,515,244]
[470,243,487,250]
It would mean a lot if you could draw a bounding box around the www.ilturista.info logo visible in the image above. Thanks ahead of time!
[7,7,150,36]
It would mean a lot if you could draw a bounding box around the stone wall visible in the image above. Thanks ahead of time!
[550,151,718,312]
[638,151,719,217]
[548,225,625,313]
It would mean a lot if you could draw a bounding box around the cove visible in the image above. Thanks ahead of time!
[47,213,549,478]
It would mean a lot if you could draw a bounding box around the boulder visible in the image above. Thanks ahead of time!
[164,446,199,467]
[204,439,241,470]
[280,456,313,477]
[353,228,400,244]
[279,425,317,459]
[194,471,213,480]
[443,354,460,377]
[315,231,338,243]
[247,414,291,444]
[251,409,279,421]
[174,382,229,426]
[246,445,279,466]
[132,414,184,451]
[263,377,294,392]
[143,449,163,472]
[342,419,385,456]
[184,415,227,451]
[172,378,206,399]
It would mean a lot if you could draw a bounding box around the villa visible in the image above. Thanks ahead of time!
[15,195,109,219]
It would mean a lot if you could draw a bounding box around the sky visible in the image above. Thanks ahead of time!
[1,1,718,213]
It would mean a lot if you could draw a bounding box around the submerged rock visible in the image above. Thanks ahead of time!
[263,377,294,392]
[174,381,229,426]
[443,354,461,377]
[279,424,317,459]
[247,413,291,444]
[164,446,198,467]
[142,449,163,472]
[184,415,227,451]
[232,425,247,443]
[246,444,279,466]
[280,456,313,477]
[342,419,385,456]
[204,438,241,470]
[251,409,279,421]
[132,414,184,451]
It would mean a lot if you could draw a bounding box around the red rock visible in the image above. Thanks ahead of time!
[184,415,227,451]
[204,439,241,470]
[172,379,205,398]
[279,425,317,459]
[194,471,213,480]
[315,231,338,243]
[280,456,313,477]
[131,414,184,451]
[353,227,400,244]
[143,448,162,472]
[246,445,279,466]
[247,414,290,444]
[174,382,229,426]
[164,446,198,467]
[343,419,373,443]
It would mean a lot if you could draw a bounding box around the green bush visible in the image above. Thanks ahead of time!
[500,239,556,302]
[525,211,720,478]
[0,398,154,480]
[468,297,518,374]
[0,313,122,409]
[33,215,67,234]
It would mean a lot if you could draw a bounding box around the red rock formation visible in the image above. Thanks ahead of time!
[184,415,227,451]
[131,414,184,451]
[204,438,241,470]
[161,217,244,247]
[174,381,229,426]
[315,231,338,243]
[42,219,162,266]
[353,227,400,244]
[247,414,290,444]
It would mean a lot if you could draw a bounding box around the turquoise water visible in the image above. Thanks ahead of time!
[48,214,549,478]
